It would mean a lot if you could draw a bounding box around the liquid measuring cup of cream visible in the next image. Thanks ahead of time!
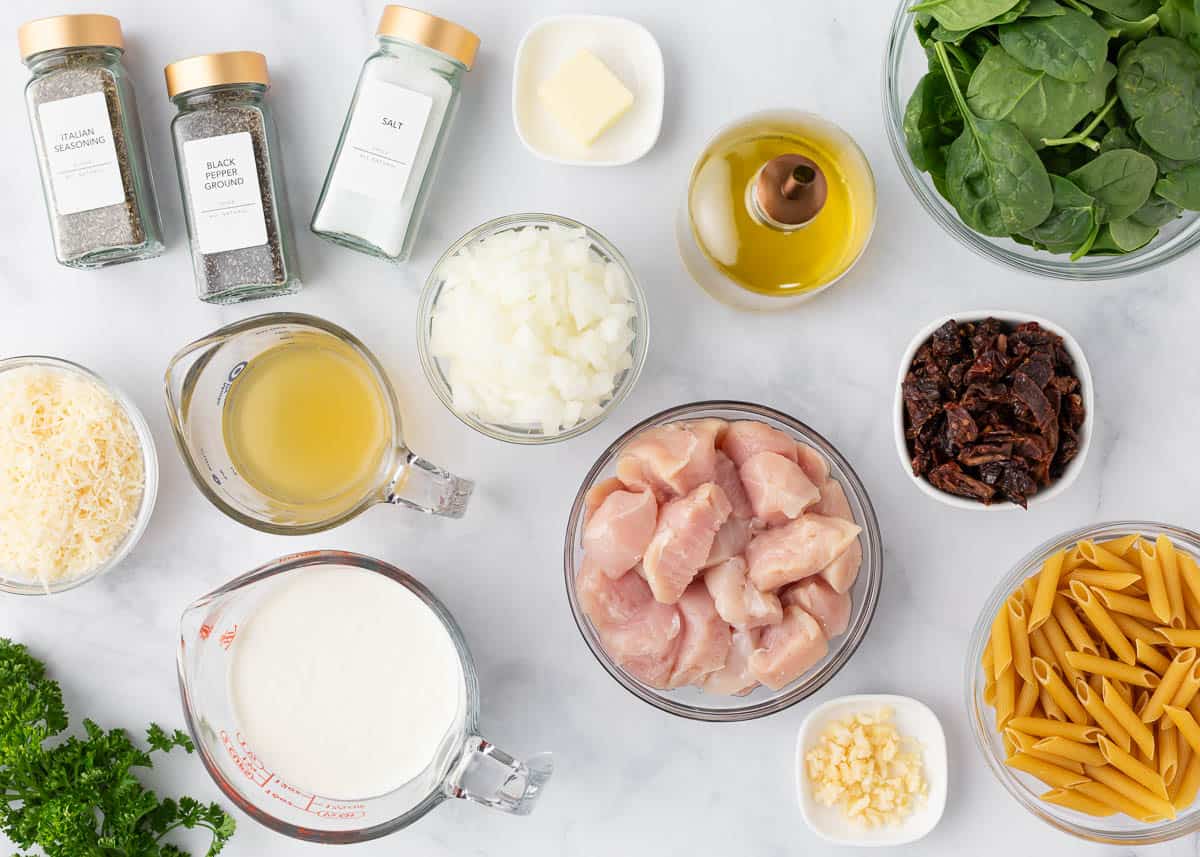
[177,551,553,842]
[165,312,472,533]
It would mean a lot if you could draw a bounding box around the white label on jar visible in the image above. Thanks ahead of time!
[332,78,433,200]
[38,91,125,216]
[183,132,268,254]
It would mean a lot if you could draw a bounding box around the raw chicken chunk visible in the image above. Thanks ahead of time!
[702,629,760,696]
[713,450,753,519]
[749,606,829,690]
[703,557,783,629]
[577,561,681,688]
[667,582,732,688]
[745,513,862,591]
[821,538,863,594]
[616,420,723,500]
[782,577,851,637]
[584,477,625,524]
[582,488,658,579]
[811,478,852,520]
[703,517,752,569]
[720,420,798,468]
[739,451,820,526]
[795,443,831,486]
[642,483,732,604]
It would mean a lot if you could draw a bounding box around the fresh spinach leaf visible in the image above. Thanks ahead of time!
[1117,36,1200,161]
[1080,0,1159,15]
[967,46,1115,146]
[1130,193,1183,225]
[1026,0,1071,14]
[1158,0,1200,53]
[1096,10,1160,37]
[1100,125,1196,172]
[999,8,1110,82]
[936,42,1055,234]
[1067,148,1159,221]
[1105,216,1160,249]
[905,70,967,174]
[910,0,1025,32]
[1155,163,1200,208]
[1019,174,1100,252]
[932,0,1030,41]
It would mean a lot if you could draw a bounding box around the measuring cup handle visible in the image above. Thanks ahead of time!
[443,736,553,816]
[386,452,473,518]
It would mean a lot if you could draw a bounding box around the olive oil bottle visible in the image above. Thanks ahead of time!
[678,111,876,310]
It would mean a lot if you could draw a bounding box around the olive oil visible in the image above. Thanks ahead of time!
[222,334,390,509]
[682,111,875,307]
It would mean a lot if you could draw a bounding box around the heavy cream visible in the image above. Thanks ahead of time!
[229,565,463,800]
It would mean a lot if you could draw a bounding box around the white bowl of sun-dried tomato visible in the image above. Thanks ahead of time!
[893,311,1093,512]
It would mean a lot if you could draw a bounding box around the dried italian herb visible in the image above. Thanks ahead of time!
[902,318,1086,507]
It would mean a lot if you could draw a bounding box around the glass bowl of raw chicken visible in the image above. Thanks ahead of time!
[564,401,882,721]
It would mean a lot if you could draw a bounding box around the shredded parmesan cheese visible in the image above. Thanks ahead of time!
[805,707,928,828]
[0,366,145,587]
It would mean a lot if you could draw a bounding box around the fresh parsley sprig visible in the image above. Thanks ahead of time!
[0,638,235,857]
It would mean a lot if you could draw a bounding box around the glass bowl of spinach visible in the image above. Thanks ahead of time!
[885,0,1200,280]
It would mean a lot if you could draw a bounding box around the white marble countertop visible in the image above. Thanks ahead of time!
[2,0,1199,855]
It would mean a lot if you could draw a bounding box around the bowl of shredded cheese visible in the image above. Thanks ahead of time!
[0,356,157,595]
[417,213,648,444]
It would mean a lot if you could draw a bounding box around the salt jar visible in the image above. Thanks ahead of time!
[311,6,479,263]
[164,52,301,304]
[19,14,164,269]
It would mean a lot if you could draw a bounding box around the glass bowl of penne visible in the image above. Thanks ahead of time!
[968,522,1200,843]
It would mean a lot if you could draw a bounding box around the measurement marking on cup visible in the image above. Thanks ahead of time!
[219,625,238,650]
[199,623,213,640]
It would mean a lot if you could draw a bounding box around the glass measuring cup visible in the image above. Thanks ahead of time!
[178,550,553,842]
[165,312,472,533]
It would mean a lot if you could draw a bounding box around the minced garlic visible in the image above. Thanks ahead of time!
[805,707,927,828]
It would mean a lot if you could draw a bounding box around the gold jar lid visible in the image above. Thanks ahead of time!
[18,14,123,60]
[377,6,479,69]
[164,51,269,98]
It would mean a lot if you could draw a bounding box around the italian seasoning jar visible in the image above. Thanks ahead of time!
[19,14,164,269]
[311,6,478,263]
[165,51,300,304]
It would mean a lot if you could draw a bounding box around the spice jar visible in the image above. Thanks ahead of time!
[311,6,479,263]
[165,51,300,304]
[19,14,164,269]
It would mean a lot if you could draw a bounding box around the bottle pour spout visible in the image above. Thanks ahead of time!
[753,154,828,229]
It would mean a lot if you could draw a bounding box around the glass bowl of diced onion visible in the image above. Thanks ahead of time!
[0,356,158,596]
[967,521,1200,844]
[417,213,649,444]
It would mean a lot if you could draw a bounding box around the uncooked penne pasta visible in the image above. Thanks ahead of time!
[1158,535,1186,630]
[1075,678,1132,753]
[1007,730,1085,773]
[1075,779,1161,821]
[1160,720,1179,786]
[1079,541,1141,575]
[1084,763,1176,819]
[1041,788,1116,817]
[1164,706,1200,755]
[1039,613,1085,687]
[1103,678,1157,758]
[1029,551,1065,633]
[991,600,1013,680]
[996,665,1016,730]
[1174,739,1192,801]
[1099,736,1170,799]
[1052,594,1099,656]
[1112,613,1166,648]
[1016,679,1040,718]
[1033,657,1089,724]
[1171,661,1200,710]
[1102,534,1141,558]
[1035,736,1107,767]
[1156,628,1200,648]
[1008,597,1034,684]
[1070,581,1136,665]
[1007,717,1102,743]
[1183,583,1200,630]
[1144,649,1200,723]
[1136,639,1172,675]
[1179,552,1200,611]
[1064,650,1159,688]
[1065,570,1141,591]
[1174,742,1200,809]
[1092,588,1162,626]
[1139,542,1172,625]
[1062,545,1088,572]
[1006,752,1088,789]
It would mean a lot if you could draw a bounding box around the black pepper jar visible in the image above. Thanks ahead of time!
[164,51,300,304]
[19,14,164,269]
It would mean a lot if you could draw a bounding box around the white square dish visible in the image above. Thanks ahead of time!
[512,15,664,167]
[795,693,948,846]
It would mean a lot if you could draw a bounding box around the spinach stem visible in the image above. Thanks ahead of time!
[1042,96,1119,151]
[934,41,975,126]
[1071,220,1101,261]
[1062,0,1093,13]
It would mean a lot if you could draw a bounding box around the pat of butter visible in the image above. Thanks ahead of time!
[538,49,634,147]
